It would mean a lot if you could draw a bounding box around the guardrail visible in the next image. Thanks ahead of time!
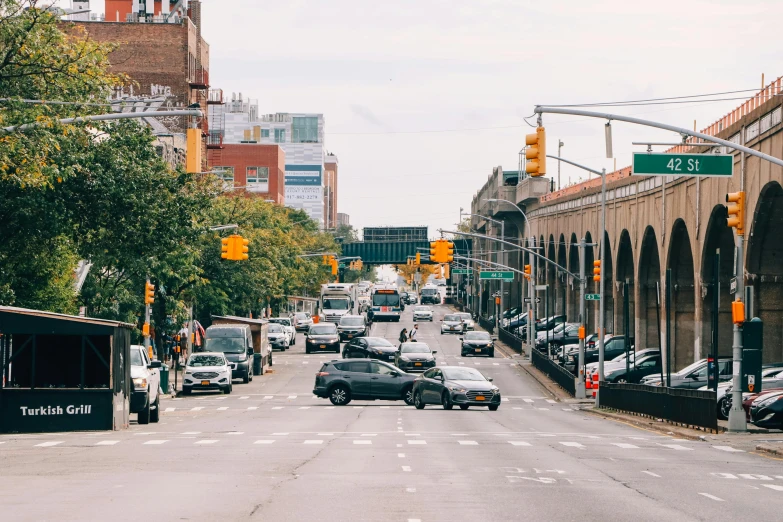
[478,316,494,334]
[498,327,523,353]
[531,349,575,396]
[598,382,717,430]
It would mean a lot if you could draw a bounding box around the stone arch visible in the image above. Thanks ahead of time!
[600,230,614,334]
[616,229,635,337]
[547,235,557,321]
[568,233,580,322]
[701,205,734,359]
[667,219,696,370]
[747,181,783,363]
[584,231,595,332]
[637,226,661,351]
[557,234,568,319]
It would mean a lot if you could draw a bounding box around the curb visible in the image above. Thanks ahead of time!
[584,407,720,441]
[755,443,783,457]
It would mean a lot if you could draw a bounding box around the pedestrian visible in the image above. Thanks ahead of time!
[398,328,408,344]
[409,324,419,342]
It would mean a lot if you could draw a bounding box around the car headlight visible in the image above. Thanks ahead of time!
[448,386,467,393]
[238,353,248,362]
[399,356,410,362]
[133,377,148,390]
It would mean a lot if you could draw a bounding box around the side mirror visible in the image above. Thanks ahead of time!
[390,371,400,377]
[432,351,437,355]
[492,336,498,341]
[148,360,162,369]
[488,378,494,382]
[459,337,463,341]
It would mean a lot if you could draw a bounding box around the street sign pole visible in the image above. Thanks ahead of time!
[576,237,586,399]
[597,167,607,405]
[728,220,747,431]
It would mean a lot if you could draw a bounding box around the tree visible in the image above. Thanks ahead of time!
[457,217,472,233]
[394,263,438,286]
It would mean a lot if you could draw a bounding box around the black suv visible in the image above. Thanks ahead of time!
[343,336,398,363]
[313,359,417,405]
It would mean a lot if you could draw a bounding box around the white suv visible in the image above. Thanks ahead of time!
[270,317,296,345]
[183,352,233,395]
[130,345,162,424]
[413,306,434,322]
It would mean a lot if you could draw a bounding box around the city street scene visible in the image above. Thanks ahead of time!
[1,1,783,521]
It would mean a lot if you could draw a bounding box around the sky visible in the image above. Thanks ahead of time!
[75,0,781,238]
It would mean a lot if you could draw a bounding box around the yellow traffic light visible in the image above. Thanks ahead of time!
[524,264,531,280]
[525,126,546,177]
[322,255,328,265]
[221,237,231,260]
[443,264,450,279]
[726,191,745,236]
[415,252,421,265]
[445,241,454,262]
[144,281,155,305]
[429,241,438,262]
[593,260,601,282]
[435,264,441,279]
[238,237,249,260]
[330,256,338,275]
[356,259,363,270]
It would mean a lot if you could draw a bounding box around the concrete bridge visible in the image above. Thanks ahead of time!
[470,78,783,369]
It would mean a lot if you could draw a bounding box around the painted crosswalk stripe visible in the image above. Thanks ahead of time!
[272,406,284,410]
[95,441,120,446]
[612,443,639,449]
[304,440,323,445]
[195,440,219,445]
[35,441,63,447]
[191,407,204,411]
[254,440,275,444]
[239,396,249,400]
[458,441,478,445]
[299,406,311,410]
[272,432,289,436]
[660,444,692,451]
[560,442,585,449]
[182,431,201,435]
[508,441,531,446]
[143,440,168,445]
[408,440,426,445]
[762,484,783,491]
[641,471,661,478]
[713,445,743,453]
[164,407,176,412]
[354,440,372,445]
[247,406,258,410]
[217,407,229,411]
[227,431,244,435]
[523,398,534,403]
[698,493,724,502]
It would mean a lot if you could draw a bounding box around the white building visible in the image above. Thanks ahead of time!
[215,94,326,225]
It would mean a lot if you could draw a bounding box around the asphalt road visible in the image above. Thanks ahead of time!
[1,304,782,522]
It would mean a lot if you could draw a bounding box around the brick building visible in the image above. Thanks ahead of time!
[324,154,338,229]
[207,144,286,204]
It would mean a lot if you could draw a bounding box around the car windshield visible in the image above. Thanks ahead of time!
[421,288,437,295]
[270,318,290,326]
[323,298,350,310]
[456,313,472,321]
[414,306,432,312]
[366,338,394,347]
[204,337,245,354]
[401,344,431,353]
[464,332,491,341]
[130,349,144,367]
[268,324,284,333]
[310,325,338,335]
[442,367,486,381]
[444,315,460,322]
[295,313,309,320]
[340,316,364,326]
[188,355,225,367]
[372,293,400,306]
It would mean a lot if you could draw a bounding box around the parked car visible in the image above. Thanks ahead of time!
[203,324,255,383]
[267,323,290,351]
[601,353,662,383]
[724,367,783,420]
[640,357,733,388]
[412,366,501,410]
[338,314,368,342]
[305,323,341,354]
[395,342,437,372]
[749,390,783,429]
[536,322,580,351]
[460,331,496,357]
[455,312,475,330]
[313,359,417,406]
[343,336,398,362]
[130,345,162,424]
[441,313,466,335]
[183,352,233,395]
[413,305,434,322]
[585,347,659,375]
[269,317,296,345]
[293,311,313,332]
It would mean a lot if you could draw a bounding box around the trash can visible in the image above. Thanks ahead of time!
[159,364,170,393]
[253,353,263,376]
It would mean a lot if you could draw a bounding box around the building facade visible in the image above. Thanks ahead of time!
[207,144,286,203]
[210,94,326,225]
[337,213,350,227]
[324,154,338,229]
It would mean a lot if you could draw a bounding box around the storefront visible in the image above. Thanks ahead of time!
[0,307,134,433]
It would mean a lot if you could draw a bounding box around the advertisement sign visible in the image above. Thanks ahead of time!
[285,164,322,186]
[285,186,322,202]
[0,390,114,433]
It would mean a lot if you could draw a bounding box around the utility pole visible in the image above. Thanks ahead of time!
[499,220,505,331]
[597,167,607,404]
[529,235,536,361]
[576,238,586,398]
[143,278,152,359]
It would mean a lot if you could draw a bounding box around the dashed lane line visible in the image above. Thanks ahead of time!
[698,493,725,502]
[143,440,168,445]
[458,441,478,445]
[354,440,372,445]
[612,443,640,449]
[195,440,219,445]
[95,441,120,446]
[508,441,532,446]
[35,441,63,447]
[713,445,743,453]
[641,471,661,478]
[254,440,275,444]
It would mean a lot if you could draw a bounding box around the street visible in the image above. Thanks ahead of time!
[0,305,781,522]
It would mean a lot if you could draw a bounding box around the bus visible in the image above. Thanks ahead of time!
[370,284,402,322]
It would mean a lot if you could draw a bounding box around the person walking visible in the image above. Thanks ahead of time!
[398,328,408,344]
[409,324,419,342]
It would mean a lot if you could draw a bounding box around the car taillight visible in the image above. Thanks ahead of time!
[316,372,330,377]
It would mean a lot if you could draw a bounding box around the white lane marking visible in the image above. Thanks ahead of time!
[474,362,481,365]
[217,406,229,411]
[215,396,228,400]
[409,519,422,522]
[458,441,479,445]
[397,444,403,448]
[272,406,284,410]
[562,408,574,411]
[254,440,275,444]
[304,440,323,445]
[264,396,273,399]
[302,361,309,364]
[143,440,168,445]
[738,474,773,480]
[287,395,297,399]
[698,493,724,502]
[406,487,416,493]
[713,445,744,453]
[182,431,201,435]
[398,453,406,458]
[762,484,783,491]
[299,407,311,410]
[239,396,249,400]
[195,440,219,445]
[641,471,661,478]
[509,441,532,446]
[538,408,549,411]
[513,407,523,410]
[660,444,693,451]
[325,406,335,410]
[560,442,585,449]
[458,362,465,365]
[247,406,258,410]
[546,399,557,404]
[612,443,639,449]
[191,407,204,411]
[451,433,468,436]
[272,432,289,436]
[353,406,364,409]
[408,440,427,445]
[95,440,120,446]
[164,407,176,412]
[405,433,421,436]
[401,466,412,472]
[35,441,63,447]
[318,433,334,436]
[493,363,500,366]
[381,406,390,409]
[227,431,244,435]
[523,399,534,403]
[354,440,372,445]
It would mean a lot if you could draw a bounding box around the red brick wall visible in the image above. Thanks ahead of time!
[208,144,286,203]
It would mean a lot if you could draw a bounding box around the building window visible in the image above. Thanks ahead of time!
[274,128,286,143]
[261,129,270,138]
[247,166,269,192]
[292,116,318,143]
[212,166,234,184]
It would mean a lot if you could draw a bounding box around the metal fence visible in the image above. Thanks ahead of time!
[498,327,523,353]
[478,316,494,334]
[599,382,717,430]
[531,349,576,396]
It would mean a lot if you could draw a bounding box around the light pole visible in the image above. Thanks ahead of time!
[558,140,564,190]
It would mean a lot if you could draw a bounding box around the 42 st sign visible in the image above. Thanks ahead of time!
[632,152,733,177]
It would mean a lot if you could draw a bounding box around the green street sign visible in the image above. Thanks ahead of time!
[338,263,346,269]
[585,294,601,301]
[479,271,514,281]
[632,153,732,177]
[452,269,472,275]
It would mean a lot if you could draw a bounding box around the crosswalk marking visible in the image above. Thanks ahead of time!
[713,445,743,453]
[508,441,531,446]
[560,442,585,449]
[182,431,201,435]
[254,440,275,444]
[247,406,258,410]
[143,440,168,445]
[698,493,724,502]
[660,444,693,451]
[164,407,176,412]
[304,440,323,445]
[196,440,218,445]
[612,443,639,449]
[272,406,284,410]
[35,441,63,447]
[191,407,204,411]
[287,395,297,399]
[272,432,289,436]
[458,441,478,445]
[239,396,249,400]
[227,431,244,435]
[408,440,426,445]
[523,398,534,403]
[354,440,372,445]
[217,407,229,411]
[762,484,783,491]
[299,406,311,410]
[95,440,120,446]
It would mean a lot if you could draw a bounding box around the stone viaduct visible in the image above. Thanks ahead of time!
[470,78,783,370]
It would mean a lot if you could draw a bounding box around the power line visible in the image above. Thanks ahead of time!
[543,87,761,108]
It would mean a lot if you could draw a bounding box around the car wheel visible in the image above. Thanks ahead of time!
[182,386,192,396]
[306,347,311,354]
[441,391,454,410]
[243,371,250,384]
[414,391,425,409]
[150,394,160,423]
[488,404,499,411]
[490,350,495,358]
[249,366,254,382]
[329,385,351,406]
[269,352,273,367]
[224,385,232,395]
[616,378,628,384]
[718,396,731,420]
[459,405,469,410]
[138,397,150,425]
[402,385,414,406]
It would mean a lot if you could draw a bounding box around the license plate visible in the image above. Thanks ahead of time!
[381,306,390,312]
[347,335,353,338]
[475,395,485,401]
[201,380,209,386]
[320,344,326,348]
[389,356,394,360]
[415,362,422,366]
[475,348,482,352]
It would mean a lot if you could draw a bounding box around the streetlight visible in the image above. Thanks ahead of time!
[546,154,606,402]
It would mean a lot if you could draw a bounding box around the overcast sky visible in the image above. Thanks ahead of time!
[83,0,780,238]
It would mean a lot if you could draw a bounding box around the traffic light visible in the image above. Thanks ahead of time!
[726,191,745,236]
[443,264,450,279]
[322,255,328,265]
[445,241,454,262]
[593,260,601,282]
[415,252,421,265]
[435,264,441,279]
[525,126,546,177]
[524,264,531,280]
[355,259,363,271]
[221,237,231,259]
[238,236,249,260]
[330,256,338,275]
[430,241,438,262]
[144,281,155,305]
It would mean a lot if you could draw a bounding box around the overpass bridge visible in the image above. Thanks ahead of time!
[470,77,783,370]
[341,239,472,266]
